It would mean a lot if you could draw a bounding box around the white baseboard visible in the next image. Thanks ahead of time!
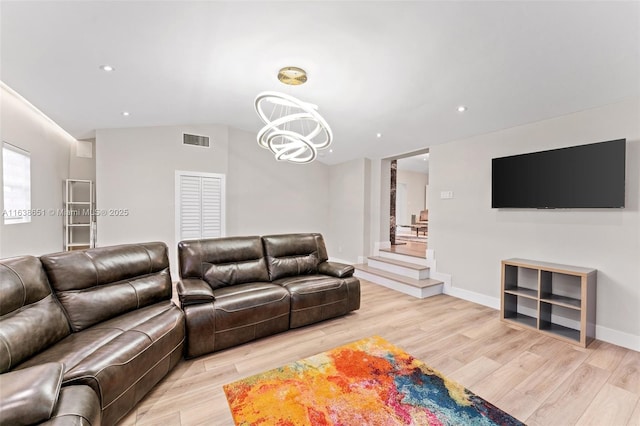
[430,270,451,289]
[378,241,391,249]
[594,325,640,352]
[426,248,435,260]
[374,241,391,256]
[328,257,354,265]
[443,284,501,310]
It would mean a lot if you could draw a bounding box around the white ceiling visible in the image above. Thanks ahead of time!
[1,1,639,165]
[397,154,429,175]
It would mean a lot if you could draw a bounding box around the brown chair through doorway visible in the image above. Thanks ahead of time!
[411,210,428,236]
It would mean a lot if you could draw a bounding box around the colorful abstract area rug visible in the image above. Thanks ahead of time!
[223,335,525,425]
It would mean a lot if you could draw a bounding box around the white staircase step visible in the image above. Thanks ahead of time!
[378,249,429,266]
[354,264,444,299]
[367,256,430,280]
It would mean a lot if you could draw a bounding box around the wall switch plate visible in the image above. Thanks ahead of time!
[440,191,454,199]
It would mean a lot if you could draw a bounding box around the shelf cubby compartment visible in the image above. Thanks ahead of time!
[503,293,538,329]
[500,258,596,348]
[503,264,538,298]
[539,302,581,343]
[539,271,582,309]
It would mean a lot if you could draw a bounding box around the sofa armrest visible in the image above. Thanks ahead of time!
[318,261,355,278]
[0,362,64,425]
[177,278,215,307]
[43,385,101,426]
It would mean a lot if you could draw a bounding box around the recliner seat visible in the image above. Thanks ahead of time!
[263,233,361,328]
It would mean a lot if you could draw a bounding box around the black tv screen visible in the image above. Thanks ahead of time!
[492,139,626,208]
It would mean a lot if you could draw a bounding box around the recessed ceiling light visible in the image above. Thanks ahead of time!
[100,65,115,72]
[423,158,427,161]
[329,149,333,153]
[122,111,130,116]
[376,133,382,138]
[457,105,467,113]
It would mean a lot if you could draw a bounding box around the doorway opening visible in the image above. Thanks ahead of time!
[389,150,429,256]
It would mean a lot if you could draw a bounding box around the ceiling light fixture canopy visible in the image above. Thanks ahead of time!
[277,66,307,86]
[254,67,333,164]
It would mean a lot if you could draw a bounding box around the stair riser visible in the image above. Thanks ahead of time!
[377,251,429,266]
[354,270,443,299]
[367,259,429,280]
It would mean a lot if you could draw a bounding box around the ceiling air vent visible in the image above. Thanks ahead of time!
[183,133,210,148]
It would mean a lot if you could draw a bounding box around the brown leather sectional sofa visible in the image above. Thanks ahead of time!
[0,233,360,425]
[177,233,360,358]
[0,243,185,426]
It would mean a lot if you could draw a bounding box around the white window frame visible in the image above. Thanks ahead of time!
[3,142,31,225]
[175,170,226,243]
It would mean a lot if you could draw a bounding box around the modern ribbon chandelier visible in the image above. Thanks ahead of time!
[254,67,333,164]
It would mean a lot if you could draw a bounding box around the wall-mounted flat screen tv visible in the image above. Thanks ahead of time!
[492,139,626,208]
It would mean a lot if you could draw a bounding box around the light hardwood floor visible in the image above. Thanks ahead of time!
[119,280,640,426]
[387,240,427,258]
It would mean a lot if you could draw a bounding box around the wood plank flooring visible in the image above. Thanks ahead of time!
[386,240,427,258]
[119,280,640,426]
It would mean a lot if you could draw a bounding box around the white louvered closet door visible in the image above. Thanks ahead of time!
[176,171,225,241]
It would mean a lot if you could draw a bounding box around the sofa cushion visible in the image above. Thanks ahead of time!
[178,237,270,289]
[262,233,325,281]
[16,301,184,419]
[0,256,71,373]
[274,275,350,328]
[212,282,290,351]
[40,242,172,331]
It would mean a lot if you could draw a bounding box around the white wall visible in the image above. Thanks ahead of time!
[327,158,371,263]
[428,97,640,349]
[397,169,428,225]
[0,84,73,258]
[69,139,96,181]
[95,124,229,275]
[226,127,330,238]
[365,157,385,256]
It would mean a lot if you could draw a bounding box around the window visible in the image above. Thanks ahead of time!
[3,142,31,225]
[175,171,225,241]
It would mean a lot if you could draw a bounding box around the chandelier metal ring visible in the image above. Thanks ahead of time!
[254,91,333,164]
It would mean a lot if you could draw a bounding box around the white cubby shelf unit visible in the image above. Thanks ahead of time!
[64,179,95,251]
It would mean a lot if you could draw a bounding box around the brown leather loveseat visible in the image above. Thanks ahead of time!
[0,242,185,426]
[177,233,360,358]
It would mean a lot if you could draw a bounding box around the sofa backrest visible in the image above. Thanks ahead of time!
[178,236,270,290]
[0,256,71,373]
[40,242,172,332]
[262,233,329,281]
